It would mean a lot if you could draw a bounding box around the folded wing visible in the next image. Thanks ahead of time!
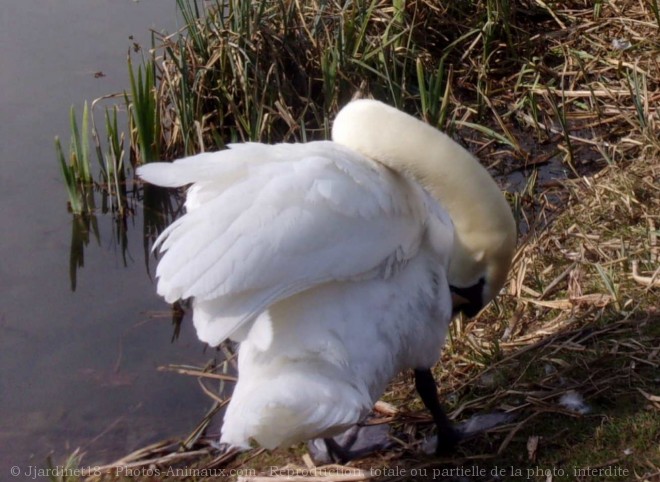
[137,141,434,346]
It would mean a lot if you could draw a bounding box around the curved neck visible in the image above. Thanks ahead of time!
[332,100,516,301]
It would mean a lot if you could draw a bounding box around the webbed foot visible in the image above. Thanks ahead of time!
[307,424,394,464]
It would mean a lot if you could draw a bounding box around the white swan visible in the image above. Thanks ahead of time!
[137,99,516,458]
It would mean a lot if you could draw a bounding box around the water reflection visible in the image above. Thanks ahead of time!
[69,213,100,291]
[66,182,183,293]
[141,184,184,276]
[65,177,196,350]
[0,1,213,472]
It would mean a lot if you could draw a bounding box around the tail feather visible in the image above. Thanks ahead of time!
[221,361,370,449]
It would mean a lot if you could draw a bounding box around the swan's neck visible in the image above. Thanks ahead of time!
[332,100,516,302]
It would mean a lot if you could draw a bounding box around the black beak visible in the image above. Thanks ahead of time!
[449,277,485,318]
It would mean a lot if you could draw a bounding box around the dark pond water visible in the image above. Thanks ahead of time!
[0,0,212,474]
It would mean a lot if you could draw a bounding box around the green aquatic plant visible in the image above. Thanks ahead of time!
[54,103,94,215]
[127,54,160,164]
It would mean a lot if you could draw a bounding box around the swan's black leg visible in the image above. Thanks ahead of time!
[414,368,461,454]
[323,435,353,464]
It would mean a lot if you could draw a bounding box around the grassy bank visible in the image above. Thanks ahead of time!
[54,0,659,480]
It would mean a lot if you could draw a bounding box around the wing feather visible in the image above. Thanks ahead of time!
[138,141,430,345]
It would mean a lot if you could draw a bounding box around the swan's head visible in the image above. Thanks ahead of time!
[332,99,516,317]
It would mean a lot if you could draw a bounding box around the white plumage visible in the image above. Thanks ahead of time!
[137,100,516,452]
